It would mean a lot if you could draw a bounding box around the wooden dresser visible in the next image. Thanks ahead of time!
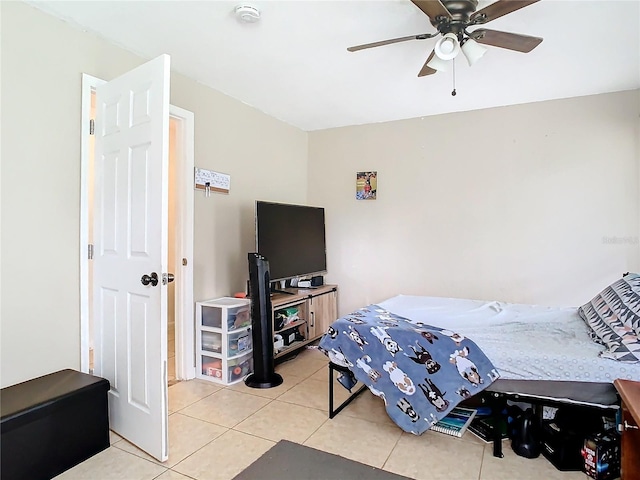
[614,379,640,480]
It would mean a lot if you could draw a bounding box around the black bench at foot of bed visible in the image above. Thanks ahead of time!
[327,363,620,460]
[1,369,111,480]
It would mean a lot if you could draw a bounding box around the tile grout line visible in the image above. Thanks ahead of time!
[380,430,404,473]
[477,443,486,480]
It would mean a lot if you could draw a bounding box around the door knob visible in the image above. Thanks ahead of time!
[141,272,159,286]
[162,273,175,285]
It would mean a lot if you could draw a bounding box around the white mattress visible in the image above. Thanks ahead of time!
[377,295,640,383]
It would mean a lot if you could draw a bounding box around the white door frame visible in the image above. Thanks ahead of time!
[169,104,195,380]
[80,73,195,380]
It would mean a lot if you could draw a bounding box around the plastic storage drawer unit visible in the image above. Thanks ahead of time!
[196,297,253,385]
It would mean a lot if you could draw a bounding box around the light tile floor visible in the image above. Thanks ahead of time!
[58,347,592,480]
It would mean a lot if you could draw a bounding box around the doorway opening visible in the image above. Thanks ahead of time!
[79,74,195,385]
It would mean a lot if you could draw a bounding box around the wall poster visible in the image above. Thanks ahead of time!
[356,171,377,200]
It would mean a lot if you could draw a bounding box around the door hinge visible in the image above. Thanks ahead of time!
[89,119,95,135]
[88,243,94,260]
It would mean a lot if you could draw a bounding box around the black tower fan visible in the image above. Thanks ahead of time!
[244,253,283,388]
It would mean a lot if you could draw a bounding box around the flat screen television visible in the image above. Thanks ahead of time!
[255,201,327,282]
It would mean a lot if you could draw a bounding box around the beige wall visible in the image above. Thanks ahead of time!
[169,73,308,301]
[309,91,640,316]
[2,2,638,389]
[0,2,307,388]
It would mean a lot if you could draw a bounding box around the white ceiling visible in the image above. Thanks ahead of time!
[28,0,640,131]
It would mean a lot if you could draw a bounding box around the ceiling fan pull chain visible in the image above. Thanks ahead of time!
[451,58,457,96]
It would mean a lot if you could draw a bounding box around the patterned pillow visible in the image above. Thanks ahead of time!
[578,273,640,363]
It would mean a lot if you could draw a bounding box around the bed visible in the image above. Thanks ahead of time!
[318,273,640,445]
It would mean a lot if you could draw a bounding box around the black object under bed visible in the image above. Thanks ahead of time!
[328,362,619,459]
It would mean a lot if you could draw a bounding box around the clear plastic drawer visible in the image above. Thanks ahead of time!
[228,352,253,383]
[228,329,252,356]
[227,306,251,329]
[201,331,222,353]
[201,355,223,379]
[201,305,222,328]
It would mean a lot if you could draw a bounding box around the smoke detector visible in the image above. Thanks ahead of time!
[235,5,261,23]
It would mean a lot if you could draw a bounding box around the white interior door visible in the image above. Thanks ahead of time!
[93,54,171,462]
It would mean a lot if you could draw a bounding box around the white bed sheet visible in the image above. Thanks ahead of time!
[377,295,640,383]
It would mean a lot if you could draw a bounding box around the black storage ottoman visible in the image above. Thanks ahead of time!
[1,369,110,480]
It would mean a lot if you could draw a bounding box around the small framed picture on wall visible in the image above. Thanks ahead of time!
[356,171,377,200]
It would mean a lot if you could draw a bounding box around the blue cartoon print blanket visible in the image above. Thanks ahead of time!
[318,305,499,435]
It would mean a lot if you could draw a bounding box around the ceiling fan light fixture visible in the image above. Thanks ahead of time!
[426,54,450,72]
[461,38,488,66]
[434,33,460,60]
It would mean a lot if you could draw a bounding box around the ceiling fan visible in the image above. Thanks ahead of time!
[348,0,543,77]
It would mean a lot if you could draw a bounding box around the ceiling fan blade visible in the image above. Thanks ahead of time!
[347,34,429,52]
[411,0,452,23]
[471,0,540,24]
[470,29,543,53]
[418,50,437,77]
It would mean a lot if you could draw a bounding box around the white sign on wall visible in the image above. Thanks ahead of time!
[194,168,230,195]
